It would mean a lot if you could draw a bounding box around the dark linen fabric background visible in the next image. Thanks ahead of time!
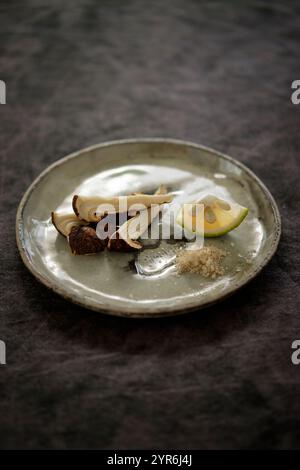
[1,0,300,450]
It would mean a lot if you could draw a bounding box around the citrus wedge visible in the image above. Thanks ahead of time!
[176,194,248,237]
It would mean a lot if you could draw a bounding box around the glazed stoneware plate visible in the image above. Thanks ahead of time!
[16,139,281,318]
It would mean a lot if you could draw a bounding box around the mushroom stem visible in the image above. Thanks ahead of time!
[73,191,173,222]
[51,211,88,237]
[108,204,164,251]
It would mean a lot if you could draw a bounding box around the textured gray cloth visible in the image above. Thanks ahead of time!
[1,0,300,450]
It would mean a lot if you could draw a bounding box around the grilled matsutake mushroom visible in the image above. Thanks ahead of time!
[52,212,105,255]
[107,185,168,251]
[51,211,88,237]
[72,191,173,222]
[68,226,105,255]
[53,186,170,254]
[108,204,163,252]
[107,185,167,251]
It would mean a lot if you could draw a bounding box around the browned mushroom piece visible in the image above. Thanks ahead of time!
[68,225,105,255]
[107,232,142,252]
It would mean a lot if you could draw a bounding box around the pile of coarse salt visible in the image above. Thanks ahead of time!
[176,245,226,278]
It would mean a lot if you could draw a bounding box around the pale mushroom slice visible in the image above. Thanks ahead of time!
[72,190,173,222]
[108,204,164,251]
[127,185,168,216]
[51,212,88,237]
[107,185,168,251]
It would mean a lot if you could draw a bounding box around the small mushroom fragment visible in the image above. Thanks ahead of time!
[108,204,163,251]
[51,211,88,237]
[107,232,140,252]
[72,191,173,222]
[68,226,105,255]
[153,184,168,195]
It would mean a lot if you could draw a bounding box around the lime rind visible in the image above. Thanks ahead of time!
[203,206,248,237]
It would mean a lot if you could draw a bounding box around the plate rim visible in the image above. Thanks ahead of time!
[16,138,281,318]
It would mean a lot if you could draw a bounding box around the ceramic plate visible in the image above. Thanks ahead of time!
[16,139,281,318]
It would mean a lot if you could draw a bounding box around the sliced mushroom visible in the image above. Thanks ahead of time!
[108,185,168,251]
[68,226,105,255]
[108,204,163,251]
[51,211,88,237]
[72,191,173,222]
